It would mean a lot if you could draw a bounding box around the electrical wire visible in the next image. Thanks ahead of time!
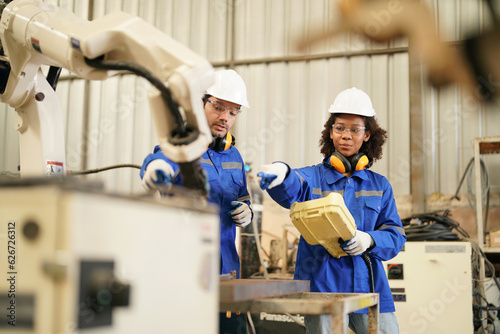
[1,164,141,178]
[466,158,490,232]
[402,210,470,241]
[475,243,500,293]
[246,312,256,334]
[453,157,491,232]
[84,57,194,143]
[46,66,62,91]
[68,163,141,175]
[83,57,211,195]
[361,252,375,293]
[452,158,474,200]
[453,158,495,333]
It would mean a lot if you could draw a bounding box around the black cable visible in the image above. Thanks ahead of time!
[474,304,500,311]
[46,66,62,91]
[84,57,193,142]
[361,252,374,293]
[69,164,141,175]
[452,157,473,200]
[456,157,491,232]
[82,57,210,195]
[402,210,470,241]
[485,185,491,232]
[403,223,461,241]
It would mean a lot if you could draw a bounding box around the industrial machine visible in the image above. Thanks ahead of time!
[383,241,474,334]
[0,180,220,333]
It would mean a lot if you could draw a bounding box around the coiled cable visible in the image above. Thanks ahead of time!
[402,210,470,241]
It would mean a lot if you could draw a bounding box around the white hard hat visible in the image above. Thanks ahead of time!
[206,69,250,108]
[328,87,376,117]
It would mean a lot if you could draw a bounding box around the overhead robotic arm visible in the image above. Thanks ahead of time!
[0,0,214,193]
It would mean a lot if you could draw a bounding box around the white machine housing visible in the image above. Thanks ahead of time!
[383,241,473,334]
[0,182,220,333]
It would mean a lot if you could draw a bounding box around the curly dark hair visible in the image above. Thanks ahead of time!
[319,113,387,166]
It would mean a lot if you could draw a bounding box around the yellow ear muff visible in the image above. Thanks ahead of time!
[328,152,369,174]
[208,132,235,152]
[223,132,233,151]
[329,152,351,174]
[353,154,369,171]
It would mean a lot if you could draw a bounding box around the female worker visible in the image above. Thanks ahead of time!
[256,87,406,334]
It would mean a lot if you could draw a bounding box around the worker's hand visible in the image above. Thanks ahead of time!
[256,163,289,190]
[229,201,252,228]
[142,159,175,194]
[341,231,374,256]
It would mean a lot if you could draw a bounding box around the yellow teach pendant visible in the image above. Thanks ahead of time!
[289,192,357,258]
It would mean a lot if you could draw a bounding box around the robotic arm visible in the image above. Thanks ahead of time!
[0,0,213,193]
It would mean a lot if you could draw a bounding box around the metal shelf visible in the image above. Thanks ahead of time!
[474,135,500,331]
[474,135,500,252]
[483,247,500,253]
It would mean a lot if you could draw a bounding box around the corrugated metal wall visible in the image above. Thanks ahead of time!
[0,0,498,210]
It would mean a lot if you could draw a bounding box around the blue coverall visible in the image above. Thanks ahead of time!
[266,163,406,313]
[140,145,252,278]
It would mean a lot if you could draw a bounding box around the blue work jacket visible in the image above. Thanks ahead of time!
[267,163,406,313]
[141,145,252,278]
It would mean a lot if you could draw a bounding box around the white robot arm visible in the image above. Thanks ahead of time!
[0,0,213,192]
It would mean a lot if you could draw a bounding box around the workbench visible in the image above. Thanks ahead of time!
[220,279,379,334]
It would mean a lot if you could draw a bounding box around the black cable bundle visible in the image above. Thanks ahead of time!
[401,210,470,241]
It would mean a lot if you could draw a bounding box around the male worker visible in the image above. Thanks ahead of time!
[140,69,252,334]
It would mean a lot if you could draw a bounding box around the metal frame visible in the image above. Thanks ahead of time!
[220,292,379,334]
[220,279,310,303]
[220,279,379,333]
[474,135,500,252]
[474,135,500,331]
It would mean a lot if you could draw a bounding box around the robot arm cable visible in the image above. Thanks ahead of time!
[46,66,62,91]
[68,163,141,175]
[84,56,188,139]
